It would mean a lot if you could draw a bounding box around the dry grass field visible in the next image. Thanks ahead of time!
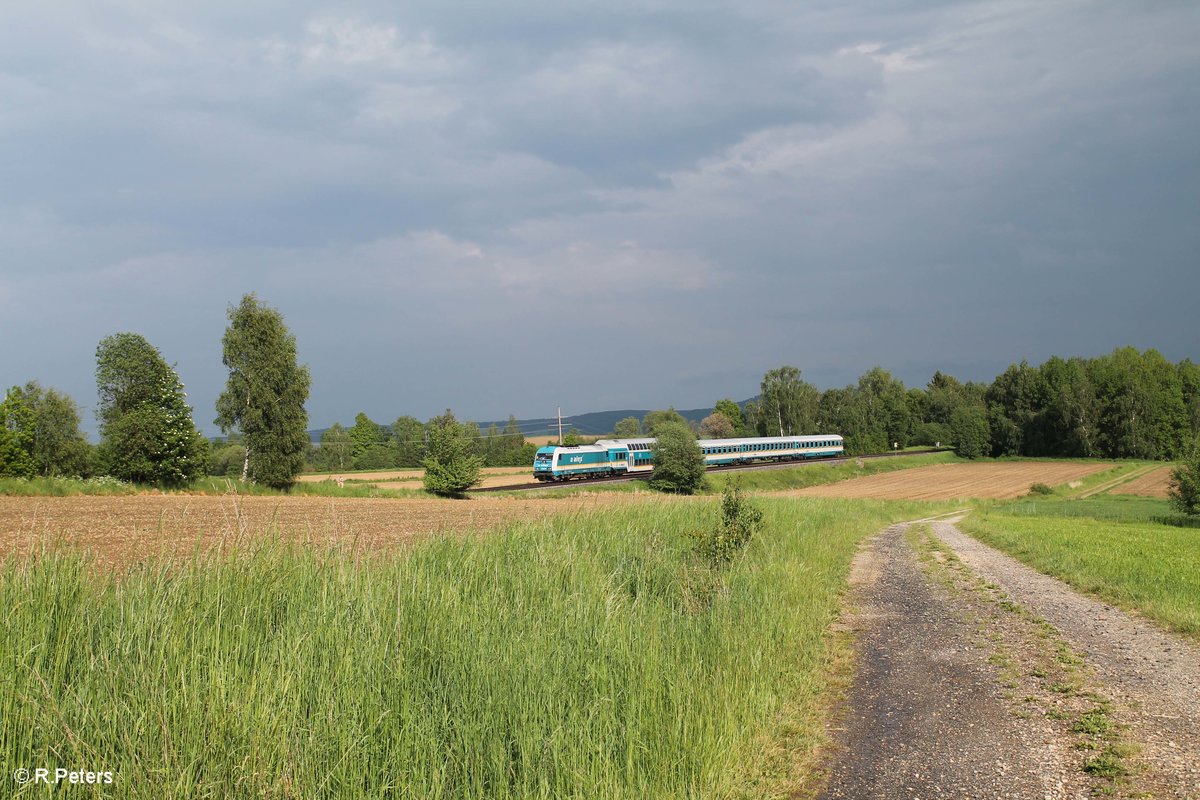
[786,461,1114,500]
[0,492,660,566]
[1109,466,1175,498]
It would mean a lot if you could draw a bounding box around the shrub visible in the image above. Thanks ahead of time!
[648,422,705,495]
[1168,444,1200,516]
[1029,482,1054,496]
[422,410,483,497]
[689,482,764,567]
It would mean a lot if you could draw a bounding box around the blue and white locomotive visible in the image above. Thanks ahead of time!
[533,434,844,481]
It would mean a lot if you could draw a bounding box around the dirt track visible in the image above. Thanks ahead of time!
[820,522,1089,799]
[1109,466,1174,498]
[821,517,1200,799]
[790,462,1112,500]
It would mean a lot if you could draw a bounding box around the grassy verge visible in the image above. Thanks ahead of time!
[0,476,138,496]
[960,497,1200,638]
[1,497,943,799]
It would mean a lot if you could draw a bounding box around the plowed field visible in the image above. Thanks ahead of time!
[787,461,1113,500]
[0,493,657,566]
[1110,466,1175,498]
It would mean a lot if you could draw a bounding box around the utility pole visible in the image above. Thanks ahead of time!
[558,407,564,445]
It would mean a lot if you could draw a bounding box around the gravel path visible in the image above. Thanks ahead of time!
[818,523,1086,799]
[933,519,1200,798]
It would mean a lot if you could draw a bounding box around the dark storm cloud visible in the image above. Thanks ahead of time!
[1,1,1197,433]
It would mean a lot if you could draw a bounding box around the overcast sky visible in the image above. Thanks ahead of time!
[2,1,1197,435]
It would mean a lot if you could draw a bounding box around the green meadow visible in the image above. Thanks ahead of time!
[960,494,1200,638]
[1,496,946,799]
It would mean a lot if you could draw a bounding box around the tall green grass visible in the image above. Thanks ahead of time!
[1,498,943,799]
[961,505,1200,638]
[0,476,137,496]
[995,494,1174,524]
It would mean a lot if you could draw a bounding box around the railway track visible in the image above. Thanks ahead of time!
[469,448,949,493]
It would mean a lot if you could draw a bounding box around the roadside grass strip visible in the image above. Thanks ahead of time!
[960,503,1200,639]
[1,497,944,800]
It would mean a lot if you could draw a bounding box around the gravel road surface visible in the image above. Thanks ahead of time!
[934,519,1200,799]
[818,522,1085,799]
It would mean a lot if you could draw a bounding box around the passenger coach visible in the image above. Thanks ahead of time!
[533,434,844,481]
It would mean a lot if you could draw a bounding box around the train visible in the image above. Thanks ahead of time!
[533,433,845,481]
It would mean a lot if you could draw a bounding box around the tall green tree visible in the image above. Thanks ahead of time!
[985,362,1040,456]
[215,294,311,489]
[757,366,818,436]
[648,422,705,494]
[713,399,747,436]
[390,416,427,467]
[422,410,483,496]
[949,404,990,459]
[854,367,913,451]
[484,415,529,467]
[348,412,386,461]
[614,416,642,438]
[0,386,36,478]
[1092,348,1187,459]
[642,408,687,437]
[19,382,91,477]
[314,424,353,472]
[1035,357,1101,457]
[95,333,207,486]
[1179,360,1200,441]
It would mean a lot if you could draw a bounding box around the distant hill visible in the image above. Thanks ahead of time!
[308,403,749,443]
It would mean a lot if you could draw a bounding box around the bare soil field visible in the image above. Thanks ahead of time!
[297,466,530,483]
[1110,466,1174,498]
[0,492,658,566]
[788,461,1113,500]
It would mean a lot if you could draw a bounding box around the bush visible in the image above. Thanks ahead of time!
[1029,482,1054,496]
[1168,444,1200,516]
[647,422,705,494]
[422,410,483,497]
[689,482,764,567]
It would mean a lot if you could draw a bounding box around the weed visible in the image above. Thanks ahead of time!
[1071,709,1113,736]
[1084,746,1131,778]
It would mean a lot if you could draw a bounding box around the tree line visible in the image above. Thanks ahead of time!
[278,412,535,475]
[672,348,1198,462]
[2,334,1196,491]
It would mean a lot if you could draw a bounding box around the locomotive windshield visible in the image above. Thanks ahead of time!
[535,452,553,461]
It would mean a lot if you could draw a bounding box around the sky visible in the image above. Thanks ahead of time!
[2,0,1198,436]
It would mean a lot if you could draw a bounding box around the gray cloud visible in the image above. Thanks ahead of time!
[1,0,1197,434]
